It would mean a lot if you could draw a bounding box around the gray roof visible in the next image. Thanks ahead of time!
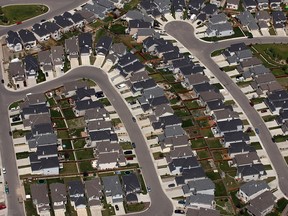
[209,13,227,24]
[129,20,152,29]
[54,15,73,28]
[240,180,269,196]
[217,119,243,132]
[93,0,115,9]
[246,191,276,216]
[76,10,96,23]
[6,30,22,46]
[154,104,174,117]
[68,180,86,207]
[224,131,250,143]
[30,184,50,212]
[89,130,118,142]
[175,167,206,185]
[238,163,266,177]
[255,11,270,21]
[98,152,119,164]
[227,0,240,5]
[111,43,126,56]
[163,134,190,147]
[63,11,85,23]
[23,113,51,128]
[186,208,220,216]
[51,46,64,64]
[83,3,107,19]
[125,10,154,23]
[18,29,36,43]
[169,146,194,159]
[213,109,239,121]
[26,93,46,105]
[185,194,214,206]
[228,141,255,155]
[102,175,123,197]
[65,37,79,57]
[96,141,120,153]
[85,178,102,207]
[237,11,258,30]
[240,57,262,68]
[199,90,224,102]
[129,70,149,83]
[96,36,113,55]
[168,156,199,172]
[75,99,103,111]
[233,152,260,166]
[38,50,51,65]
[24,55,39,73]
[187,74,209,86]
[63,79,88,93]
[122,173,141,193]
[50,183,67,209]
[85,107,109,121]
[183,178,215,194]
[164,125,185,138]
[9,61,25,78]
[88,120,112,131]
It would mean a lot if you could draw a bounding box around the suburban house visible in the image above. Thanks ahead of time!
[63,11,85,28]
[78,32,93,56]
[257,0,269,10]
[38,50,53,78]
[24,55,39,78]
[236,163,266,181]
[182,178,215,196]
[51,46,65,74]
[65,36,79,63]
[222,131,250,147]
[102,175,124,203]
[95,36,113,56]
[6,30,22,52]
[271,11,287,35]
[54,15,74,33]
[216,119,243,136]
[186,208,220,216]
[270,0,281,10]
[97,151,126,170]
[246,191,276,216]
[264,90,288,114]
[68,181,87,210]
[237,180,269,203]
[168,156,200,175]
[8,61,26,88]
[226,0,240,9]
[32,23,51,42]
[205,13,234,38]
[122,173,141,203]
[85,178,103,210]
[128,19,152,36]
[228,142,256,158]
[242,0,257,12]
[175,167,206,185]
[185,194,215,209]
[212,108,239,122]
[237,11,259,33]
[18,29,37,50]
[30,184,50,215]
[50,183,67,214]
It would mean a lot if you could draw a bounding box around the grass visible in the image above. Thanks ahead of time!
[126,203,146,212]
[252,44,288,62]
[222,65,238,72]
[36,70,46,83]
[138,174,147,194]
[215,180,227,196]
[99,98,111,106]
[120,142,133,150]
[218,161,236,173]
[110,24,126,34]
[79,161,94,172]
[284,156,288,165]
[262,115,277,122]
[196,150,210,159]
[213,83,224,90]
[50,109,62,118]
[62,108,76,119]
[73,139,86,149]
[9,100,23,110]
[200,128,213,138]
[150,73,164,82]
[52,118,66,128]
[62,140,72,149]
[223,175,239,190]
[211,49,224,57]
[90,21,102,29]
[16,152,30,160]
[57,130,69,139]
[153,152,164,160]
[60,162,78,174]
[250,142,262,150]
[206,139,222,148]
[200,160,211,170]
[174,108,190,117]
[230,191,245,209]
[171,83,186,92]
[276,198,288,212]
[184,101,200,109]
[59,100,71,109]
[206,171,221,180]
[12,129,30,139]
[264,164,272,170]
[1,5,48,25]
[250,97,265,104]
[182,119,194,127]
[111,118,121,127]
[273,135,288,142]
[191,139,207,149]
[95,28,107,43]
[212,151,223,160]
[163,74,176,82]
[75,149,94,160]
[123,0,140,11]
[47,97,56,107]
[66,117,85,129]
[24,200,37,216]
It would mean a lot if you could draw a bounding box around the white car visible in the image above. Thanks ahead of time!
[2,168,6,174]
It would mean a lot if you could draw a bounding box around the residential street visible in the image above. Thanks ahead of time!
[165,21,288,196]
[0,66,173,216]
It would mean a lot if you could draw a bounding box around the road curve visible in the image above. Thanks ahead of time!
[165,21,288,196]
[1,66,173,216]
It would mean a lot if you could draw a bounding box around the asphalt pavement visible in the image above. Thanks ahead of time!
[0,66,174,216]
[165,21,288,196]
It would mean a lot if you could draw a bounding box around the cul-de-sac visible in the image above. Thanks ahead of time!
[0,0,287,215]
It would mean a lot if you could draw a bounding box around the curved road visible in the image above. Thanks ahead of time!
[0,67,173,216]
[165,21,288,196]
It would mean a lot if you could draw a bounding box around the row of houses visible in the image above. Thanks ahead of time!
[30,172,142,215]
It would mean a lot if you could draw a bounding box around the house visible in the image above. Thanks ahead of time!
[160,134,190,152]
[24,55,39,78]
[188,0,205,11]
[172,0,186,19]
[198,90,224,106]
[175,167,206,185]
[38,50,53,78]
[78,32,93,55]
[83,3,107,20]
[85,178,103,209]
[251,73,282,94]
[222,131,250,147]
[205,23,234,38]
[122,173,141,201]
[216,119,243,136]
[89,129,117,144]
[168,156,200,175]
[51,46,65,73]
[124,10,154,23]
[93,0,115,11]
[270,0,281,10]
[186,208,220,216]
[54,15,74,33]
[242,0,257,11]
[237,11,259,32]
[97,152,126,169]
[232,152,260,167]
[128,20,152,36]
[30,184,50,215]
[264,90,288,114]
[85,107,109,122]
[271,11,287,33]
[236,163,266,181]
[182,178,215,196]
[184,74,209,89]
[168,146,194,160]
[74,99,104,116]
[32,23,50,42]
[237,180,269,203]
[62,11,85,28]
[257,0,269,10]
[154,0,171,15]
[50,183,67,213]
[76,10,97,24]
[246,191,276,216]
[30,152,59,176]
[228,141,255,158]
[226,0,240,9]
[65,37,79,60]
[111,43,127,57]
[68,181,87,210]
[62,80,89,96]
[185,194,215,209]
[102,175,124,203]
[95,36,113,56]
[23,113,51,130]
[18,29,37,50]
[6,30,22,52]
[212,108,239,122]
[8,61,26,88]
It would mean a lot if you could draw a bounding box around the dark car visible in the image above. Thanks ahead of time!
[40,19,46,22]
[126,157,133,160]
[124,150,132,155]
[272,137,275,142]
[168,183,175,188]
[174,209,185,214]
[132,117,136,122]
[255,128,259,134]
[1,79,4,84]
[178,200,185,205]
[9,131,12,136]
[115,205,119,211]
[12,116,20,122]
[132,142,136,148]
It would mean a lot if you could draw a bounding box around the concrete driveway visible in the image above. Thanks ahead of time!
[113,203,125,215]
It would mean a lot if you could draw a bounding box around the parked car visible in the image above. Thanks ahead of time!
[2,168,6,174]
[168,183,175,188]
[132,142,136,148]
[255,128,259,134]
[1,79,4,84]
[124,150,132,155]
[147,186,151,192]
[178,200,186,205]
[115,205,119,211]
[272,137,275,142]
[132,117,136,122]
[126,157,133,160]
[9,131,12,136]
[174,209,185,214]
[261,109,267,113]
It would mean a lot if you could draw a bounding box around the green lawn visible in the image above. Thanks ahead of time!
[57,130,69,139]
[223,175,239,190]
[123,0,140,11]
[16,152,30,160]
[191,139,207,149]
[126,203,146,212]
[212,151,223,160]
[52,118,66,128]
[99,98,111,106]
[200,128,213,137]
[182,119,194,127]
[211,49,224,57]
[206,139,222,148]
[0,5,48,25]
[184,101,200,109]
[196,150,210,159]
[50,109,62,118]
[73,139,86,149]
[12,130,30,139]
[197,119,210,128]
[163,73,176,82]
[206,171,221,180]
[9,100,23,110]
[62,108,76,119]
[75,149,94,160]
[222,65,238,72]
[200,160,212,170]
[24,200,37,216]
[174,108,190,117]
[215,180,227,196]
[230,191,245,209]
[59,100,71,109]
[47,97,56,107]
[276,198,288,212]
[171,83,186,92]
[79,161,94,172]
[262,115,277,122]
[150,73,164,82]
[273,135,288,142]
[112,118,122,127]
[250,142,262,150]
[120,142,133,150]
[60,162,78,174]
[153,152,164,160]
[66,117,85,129]
[110,24,126,34]
[252,44,288,62]
[36,70,46,83]
[62,140,72,149]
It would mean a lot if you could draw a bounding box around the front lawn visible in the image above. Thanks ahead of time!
[16,151,30,159]
[250,142,262,150]
[120,142,133,150]
[126,202,146,212]
[153,152,164,160]
[0,5,48,25]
